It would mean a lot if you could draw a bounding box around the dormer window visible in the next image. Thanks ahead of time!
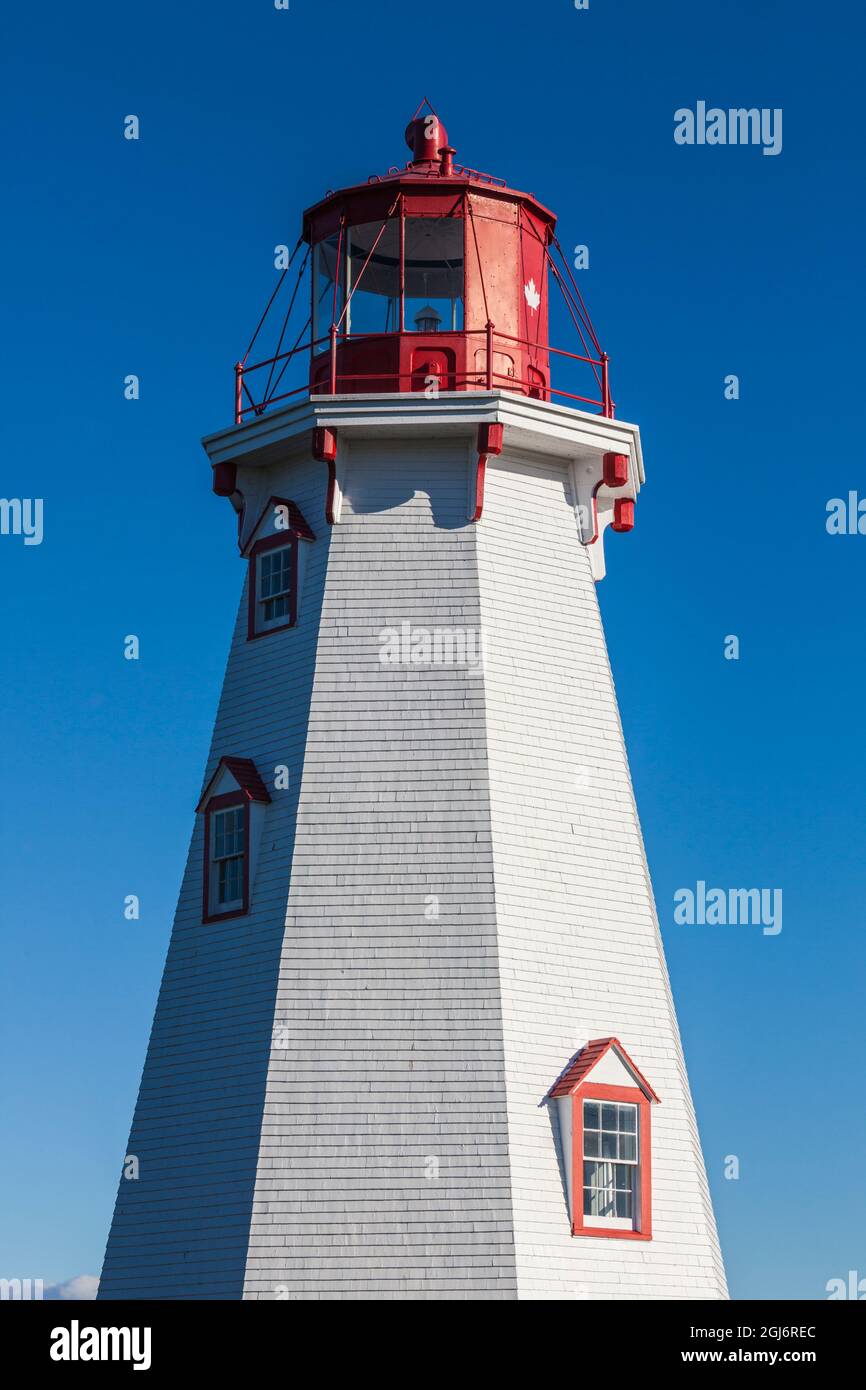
[197,756,272,923]
[243,497,315,640]
[548,1037,659,1241]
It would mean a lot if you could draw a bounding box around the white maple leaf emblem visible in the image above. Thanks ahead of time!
[524,278,540,311]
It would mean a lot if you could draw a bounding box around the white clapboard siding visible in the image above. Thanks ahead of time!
[477,450,726,1299]
[100,424,726,1301]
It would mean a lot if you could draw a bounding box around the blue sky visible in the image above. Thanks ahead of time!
[1,0,864,1300]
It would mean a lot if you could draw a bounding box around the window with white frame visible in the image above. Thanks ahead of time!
[582,1100,639,1225]
[259,545,293,625]
[210,804,245,911]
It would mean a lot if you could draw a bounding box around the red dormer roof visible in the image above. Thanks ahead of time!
[240,496,316,557]
[196,756,272,812]
[548,1037,660,1103]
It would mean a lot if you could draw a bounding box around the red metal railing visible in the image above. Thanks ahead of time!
[233,326,613,423]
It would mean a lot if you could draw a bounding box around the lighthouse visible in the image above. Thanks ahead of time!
[99,109,727,1301]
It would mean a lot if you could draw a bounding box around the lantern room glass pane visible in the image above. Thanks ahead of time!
[313,234,344,344]
[404,217,464,332]
[345,220,400,335]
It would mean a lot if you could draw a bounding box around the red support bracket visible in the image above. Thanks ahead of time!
[312,427,339,524]
[612,497,634,532]
[212,462,237,497]
[603,452,629,488]
[472,422,504,522]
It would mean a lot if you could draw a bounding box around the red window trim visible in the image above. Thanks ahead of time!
[201,791,250,924]
[246,531,300,641]
[571,1081,653,1241]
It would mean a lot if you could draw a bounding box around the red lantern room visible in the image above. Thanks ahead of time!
[233,102,613,421]
[303,110,554,399]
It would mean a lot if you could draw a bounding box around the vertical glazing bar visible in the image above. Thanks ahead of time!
[486,320,494,389]
[331,218,344,335]
[462,192,468,326]
[329,218,345,395]
[234,362,243,424]
[309,241,316,383]
[399,196,405,332]
[344,223,351,335]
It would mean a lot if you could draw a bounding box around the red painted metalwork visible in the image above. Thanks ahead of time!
[311,426,337,464]
[311,427,340,524]
[472,455,487,524]
[323,462,338,525]
[612,498,635,532]
[212,462,237,497]
[405,113,449,165]
[478,422,504,457]
[234,362,243,426]
[472,422,505,521]
[231,108,614,420]
[603,452,629,488]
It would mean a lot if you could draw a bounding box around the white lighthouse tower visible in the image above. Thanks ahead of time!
[100,109,727,1300]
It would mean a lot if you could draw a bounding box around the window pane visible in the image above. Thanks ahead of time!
[583,1129,600,1158]
[584,1185,608,1218]
[261,547,292,600]
[583,1161,616,1218]
[213,807,244,859]
[619,1105,637,1133]
[218,854,243,904]
[405,217,464,332]
[601,1104,617,1131]
[619,1133,637,1162]
[586,1160,610,1188]
[263,593,290,622]
[601,1130,617,1159]
[583,1138,638,1225]
[583,1101,600,1130]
